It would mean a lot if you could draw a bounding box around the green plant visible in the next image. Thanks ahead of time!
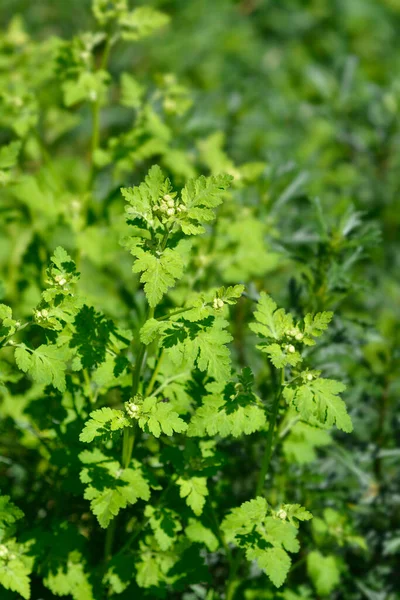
[1,1,399,599]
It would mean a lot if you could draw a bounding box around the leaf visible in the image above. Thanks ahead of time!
[44,551,94,600]
[195,319,232,381]
[187,394,266,438]
[0,304,17,337]
[303,311,333,339]
[283,421,332,464]
[221,497,311,588]
[247,546,291,588]
[120,73,144,108]
[70,305,116,369]
[185,519,219,551]
[0,549,31,599]
[284,378,352,432]
[144,506,182,550]
[79,449,150,528]
[79,408,130,443]
[262,343,302,368]
[307,551,340,596]
[250,292,293,341]
[15,344,70,392]
[132,247,184,307]
[0,496,24,528]
[179,173,232,235]
[176,477,208,516]
[120,7,170,41]
[122,164,168,227]
[127,395,187,438]
[0,141,21,169]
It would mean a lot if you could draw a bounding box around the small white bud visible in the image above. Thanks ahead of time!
[15,321,21,328]
[288,329,296,336]
[277,509,287,520]
[54,275,62,282]
[58,278,67,286]
[287,345,295,354]
[213,298,224,309]
[0,545,8,558]
[167,199,175,208]
[306,373,313,381]
[41,309,49,318]
[163,194,172,201]
[179,204,187,212]
[126,402,139,418]
[89,90,98,102]
[36,310,42,318]
[9,553,16,560]
[159,203,167,213]
[295,333,304,341]
[166,208,175,216]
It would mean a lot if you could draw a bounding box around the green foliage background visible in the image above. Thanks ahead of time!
[0,0,399,599]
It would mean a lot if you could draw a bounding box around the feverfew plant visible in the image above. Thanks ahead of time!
[1,1,384,600]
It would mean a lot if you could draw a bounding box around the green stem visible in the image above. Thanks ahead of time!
[255,368,284,497]
[145,349,164,397]
[104,517,117,561]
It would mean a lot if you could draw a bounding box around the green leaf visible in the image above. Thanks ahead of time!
[176,477,208,516]
[284,378,352,432]
[132,247,184,307]
[262,343,302,368]
[0,540,32,600]
[122,164,169,227]
[188,394,266,438]
[195,319,232,381]
[0,141,21,169]
[79,408,130,443]
[246,546,291,588]
[15,344,70,392]
[221,497,311,588]
[120,7,170,41]
[303,311,333,339]
[120,73,144,108]
[283,421,331,464]
[307,551,340,596]
[185,519,219,551]
[126,395,187,438]
[250,292,293,341]
[144,506,182,550]
[44,551,94,600]
[179,173,232,235]
[0,304,17,338]
[79,449,150,528]
[0,496,24,528]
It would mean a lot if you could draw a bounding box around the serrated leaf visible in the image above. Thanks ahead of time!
[187,394,266,438]
[120,72,144,108]
[44,551,94,600]
[0,552,31,599]
[79,408,130,443]
[262,343,302,368]
[250,292,293,341]
[15,344,70,392]
[247,546,291,588]
[144,506,182,550]
[132,247,184,307]
[284,378,352,432]
[176,477,208,516]
[128,395,187,437]
[0,496,24,528]
[179,173,232,235]
[79,449,150,528]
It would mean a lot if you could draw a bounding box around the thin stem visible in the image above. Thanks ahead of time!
[255,368,284,498]
[145,349,164,397]
[104,517,117,561]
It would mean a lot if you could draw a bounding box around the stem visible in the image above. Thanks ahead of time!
[225,367,285,600]
[255,368,284,497]
[145,349,164,397]
[104,517,117,561]
[86,36,113,196]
